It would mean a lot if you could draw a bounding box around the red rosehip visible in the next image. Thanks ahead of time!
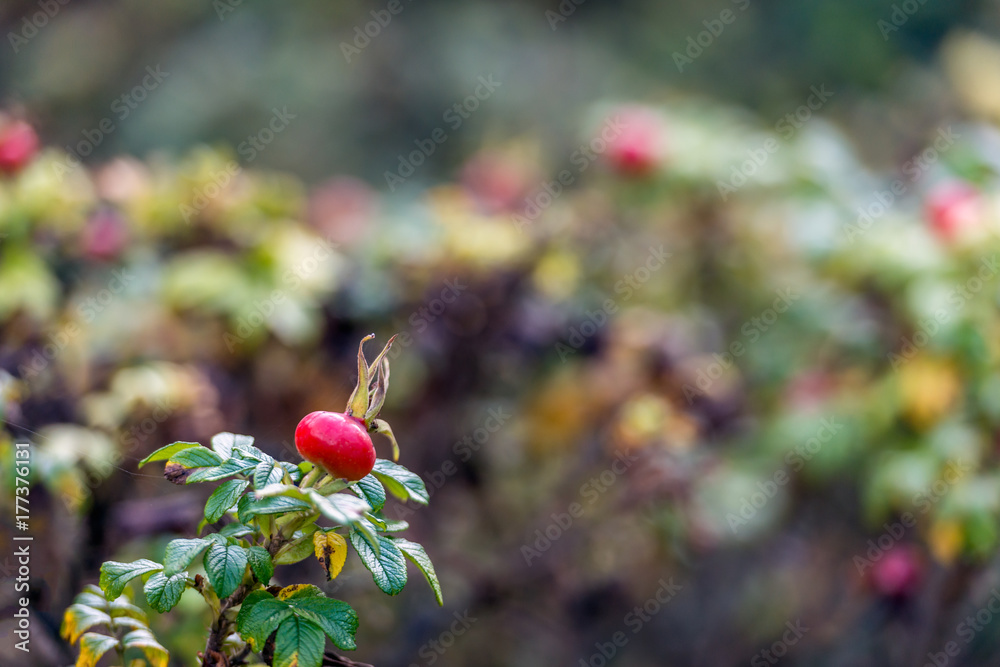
[295,411,376,482]
[925,182,982,242]
[870,545,923,599]
[461,152,529,213]
[82,209,129,261]
[0,120,39,174]
[605,106,667,176]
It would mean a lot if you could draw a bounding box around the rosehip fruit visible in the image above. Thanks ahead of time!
[925,182,982,242]
[295,335,402,481]
[605,106,667,176]
[461,152,529,213]
[870,545,923,599]
[0,120,39,173]
[295,411,376,482]
[82,209,129,261]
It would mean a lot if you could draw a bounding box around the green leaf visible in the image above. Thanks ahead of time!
[350,517,381,557]
[230,438,274,463]
[168,447,224,469]
[121,628,169,667]
[274,534,317,565]
[109,616,147,632]
[139,442,200,468]
[60,604,112,644]
[76,632,120,667]
[370,513,409,533]
[143,572,189,613]
[247,546,274,585]
[186,457,258,484]
[205,544,249,599]
[73,585,108,609]
[306,488,371,525]
[99,560,163,601]
[273,615,326,667]
[253,460,286,489]
[371,459,429,505]
[350,530,407,595]
[108,596,148,623]
[279,461,303,483]
[352,475,386,512]
[205,479,250,523]
[394,538,444,606]
[237,590,293,651]
[289,596,358,651]
[238,494,313,523]
[163,539,211,577]
[211,432,255,459]
[277,584,324,600]
[218,522,254,539]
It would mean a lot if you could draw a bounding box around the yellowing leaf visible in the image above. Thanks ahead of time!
[276,584,323,601]
[61,604,112,645]
[898,358,961,431]
[76,632,120,667]
[929,519,964,565]
[313,531,348,581]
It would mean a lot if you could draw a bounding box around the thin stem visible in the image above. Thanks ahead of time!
[200,533,288,666]
[300,467,321,489]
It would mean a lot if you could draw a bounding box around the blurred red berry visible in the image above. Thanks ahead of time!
[461,152,529,213]
[307,177,376,247]
[82,209,129,261]
[870,545,923,599]
[925,182,982,242]
[0,120,39,174]
[605,106,667,177]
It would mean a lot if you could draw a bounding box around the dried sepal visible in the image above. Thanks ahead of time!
[346,334,375,418]
[371,419,400,462]
[365,358,390,423]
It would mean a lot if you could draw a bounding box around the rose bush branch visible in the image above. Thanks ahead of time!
[61,336,442,667]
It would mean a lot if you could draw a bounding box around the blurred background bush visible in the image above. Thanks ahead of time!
[3,0,1000,666]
